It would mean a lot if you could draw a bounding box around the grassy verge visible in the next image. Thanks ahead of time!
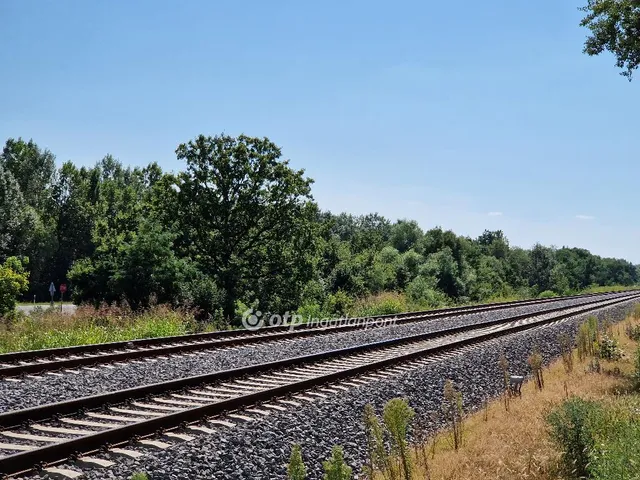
[400,308,640,480]
[0,304,195,353]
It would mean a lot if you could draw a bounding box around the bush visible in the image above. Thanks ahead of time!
[130,473,149,480]
[538,290,557,299]
[322,445,352,480]
[350,292,407,317]
[626,322,640,341]
[296,302,327,322]
[324,290,353,316]
[598,334,623,361]
[548,397,640,480]
[383,398,415,478]
[546,397,601,479]
[287,444,306,480]
[406,276,449,309]
[0,257,29,317]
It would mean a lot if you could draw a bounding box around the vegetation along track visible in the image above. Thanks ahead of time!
[0,291,629,379]
[0,293,637,477]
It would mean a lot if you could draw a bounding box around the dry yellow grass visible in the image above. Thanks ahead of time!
[398,318,639,480]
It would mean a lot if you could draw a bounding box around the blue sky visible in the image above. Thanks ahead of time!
[1,1,638,262]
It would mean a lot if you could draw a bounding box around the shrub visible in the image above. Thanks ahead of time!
[558,334,574,373]
[633,347,640,390]
[322,445,352,480]
[324,290,353,316]
[538,290,557,299]
[0,257,29,317]
[383,398,415,479]
[130,473,149,480]
[528,347,545,389]
[296,302,326,322]
[443,380,464,450]
[577,317,599,362]
[547,397,640,480]
[405,276,449,309]
[598,334,623,361]
[546,397,601,479]
[287,444,306,480]
[362,404,389,478]
[350,292,407,317]
[625,322,640,341]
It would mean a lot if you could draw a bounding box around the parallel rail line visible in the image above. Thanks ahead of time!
[0,293,637,477]
[0,291,631,378]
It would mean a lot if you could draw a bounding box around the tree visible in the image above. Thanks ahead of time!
[390,220,423,253]
[0,163,27,259]
[0,257,29,317]
[174,134,315,323]
[1,138,55,211]
[529,244,556,293]
[580,0,640,79]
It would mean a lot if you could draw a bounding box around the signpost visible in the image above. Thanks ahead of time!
[60,284,67,312]
[49,282,56,307]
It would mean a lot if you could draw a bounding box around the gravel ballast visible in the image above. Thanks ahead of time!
[23,297,639,480]
[0,294,630,413]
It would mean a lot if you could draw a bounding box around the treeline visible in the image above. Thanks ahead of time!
[0,135,637,323]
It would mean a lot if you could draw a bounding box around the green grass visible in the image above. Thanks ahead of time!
[0,304,195,353]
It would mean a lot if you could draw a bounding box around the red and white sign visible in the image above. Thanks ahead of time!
[60,284,67,294]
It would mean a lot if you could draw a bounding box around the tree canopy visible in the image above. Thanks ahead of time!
[580,0,640,79]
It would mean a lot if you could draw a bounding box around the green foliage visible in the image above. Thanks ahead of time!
[537,290,557,299]
[547,397,640,479]
[363,403,390,479]
[130,473,149,480]
[322,445,352,480]
[625,322,640,341]
[406,276,449,308]
[287,444,306,480]
[1,135,638,324]
[546,397,602,479]
[350,292,407,317]
[325,290,353,316]
[383,398,416,479]
[174,134,316,323]
[580,0,640,79]
[598,334,623,361]
[0,257,29,317]
[577,317,600,362]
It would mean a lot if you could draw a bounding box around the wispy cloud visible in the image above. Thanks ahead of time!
[575,214,595,220]
[488,211,503,216]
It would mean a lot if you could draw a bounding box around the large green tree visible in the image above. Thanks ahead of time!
[580,0,640,79]
[174,134,316,323]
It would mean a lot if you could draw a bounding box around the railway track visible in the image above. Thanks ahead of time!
[0,292,637,478]
[0,291,631,379]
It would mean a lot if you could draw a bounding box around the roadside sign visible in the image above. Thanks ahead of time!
[49,282,56,295]
[60,284,67,294]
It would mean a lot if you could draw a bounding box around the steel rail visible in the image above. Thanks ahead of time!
[0,291,633,378]
[0,293,637,476]
[0,290,620,363]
